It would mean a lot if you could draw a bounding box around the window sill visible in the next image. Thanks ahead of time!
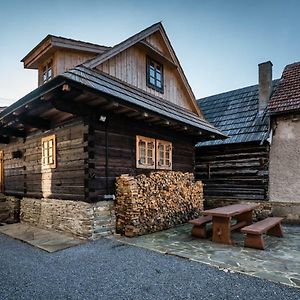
[146,82,164,94]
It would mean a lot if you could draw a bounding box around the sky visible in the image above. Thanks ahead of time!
[1,0,300,106]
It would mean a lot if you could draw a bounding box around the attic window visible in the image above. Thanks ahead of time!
[42,59,53,84]
[146,57,164,93]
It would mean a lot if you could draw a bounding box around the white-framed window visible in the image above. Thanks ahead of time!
[42,59,53,84]
[136,136,155,169]
[42,135,56,168]
[136,136,172,170]
[156,139,172,170]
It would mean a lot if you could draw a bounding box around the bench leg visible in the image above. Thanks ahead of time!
[191,225,207,238]
[244,233,265,250]
[267,223,284,237]
[235,211,253,232]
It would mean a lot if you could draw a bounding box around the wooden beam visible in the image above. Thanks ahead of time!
[115,106,131,114]
[51,99,96,116]
[103,101,119,110]
[138,41,177,69]
[135,112,150,120]
[0,127,26,138]
[0,136,10,144]
[19,116,51,130]
[126,111,140,118]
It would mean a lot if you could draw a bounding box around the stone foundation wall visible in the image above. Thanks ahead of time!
[205,199,300,224]
[115,172,204,237]
[20,198,115,239]
[0,195,20,223]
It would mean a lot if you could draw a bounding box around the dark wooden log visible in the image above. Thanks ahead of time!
[19,116,51,130]
[0,136,10,144]
[195,142,269,201]
[0,127,26,138]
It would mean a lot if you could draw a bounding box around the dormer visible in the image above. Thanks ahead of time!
[21,35,110,86]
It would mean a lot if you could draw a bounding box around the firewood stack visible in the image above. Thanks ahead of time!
[115,171,204,237]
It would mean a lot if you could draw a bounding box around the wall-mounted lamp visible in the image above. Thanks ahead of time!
[99,115,107,122]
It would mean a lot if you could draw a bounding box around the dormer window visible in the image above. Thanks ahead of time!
[42,59,53,84]
[146,57,164,93]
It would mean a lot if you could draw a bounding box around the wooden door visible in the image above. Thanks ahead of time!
[0,151,3,192]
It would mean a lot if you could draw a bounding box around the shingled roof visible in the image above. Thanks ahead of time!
[62,66,223,135]
[269,62,300,114]
[197,80,279,147]
[0,65,225,140]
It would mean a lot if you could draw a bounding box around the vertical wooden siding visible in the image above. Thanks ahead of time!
[195,142,269,201]
[96,45,193,112]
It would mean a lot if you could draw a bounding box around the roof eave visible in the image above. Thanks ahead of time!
[269,108,300,116]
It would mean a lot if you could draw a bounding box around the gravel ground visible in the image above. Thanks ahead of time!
[0,234,299,300]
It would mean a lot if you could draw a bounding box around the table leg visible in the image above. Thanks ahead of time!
[235,210,253,227]
[212,216,233,245]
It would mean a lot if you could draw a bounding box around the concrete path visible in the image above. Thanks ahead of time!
[0,223,85,252]
[0,233,299,300]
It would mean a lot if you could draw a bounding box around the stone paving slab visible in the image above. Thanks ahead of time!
[0,223,85,252]
[112,224,300,289]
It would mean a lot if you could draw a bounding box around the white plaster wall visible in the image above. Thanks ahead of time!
[269,116,300,202]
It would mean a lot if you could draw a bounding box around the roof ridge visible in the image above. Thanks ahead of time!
[50,35,110,49]
[197,79,279,102]
[284,61,300,70]
[84,22,162,68]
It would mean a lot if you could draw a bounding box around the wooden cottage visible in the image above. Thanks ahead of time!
[196,62,278,203]
[0,23,225,236]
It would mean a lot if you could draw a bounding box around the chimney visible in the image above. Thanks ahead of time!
[258,61,273,114]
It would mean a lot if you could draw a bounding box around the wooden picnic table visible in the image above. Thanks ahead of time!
[202,203,260,245]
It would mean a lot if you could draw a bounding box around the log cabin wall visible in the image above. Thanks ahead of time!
[86,114,195,201]
[2,142,25,196]
[195,142,269,202]
[1,118,87,201]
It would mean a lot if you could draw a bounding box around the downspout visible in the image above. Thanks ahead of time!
[105,117,109,196]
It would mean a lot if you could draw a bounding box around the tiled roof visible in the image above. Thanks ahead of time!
[269,62,300,114]
[197,80,279,147]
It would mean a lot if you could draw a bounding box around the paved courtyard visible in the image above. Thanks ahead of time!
[0,233,299,300]
[113,224,300,288]
[0,223,85,252]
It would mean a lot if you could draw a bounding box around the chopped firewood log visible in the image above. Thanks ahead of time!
[115,171,204,237]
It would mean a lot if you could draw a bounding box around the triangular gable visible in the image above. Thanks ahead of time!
[84,23,202,117]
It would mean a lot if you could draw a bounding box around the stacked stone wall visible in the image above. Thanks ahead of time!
[20,198,115,239]
[0,195,20,223]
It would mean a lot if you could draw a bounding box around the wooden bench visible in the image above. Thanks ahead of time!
[189,215,212,238]
[241,217,284,250]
